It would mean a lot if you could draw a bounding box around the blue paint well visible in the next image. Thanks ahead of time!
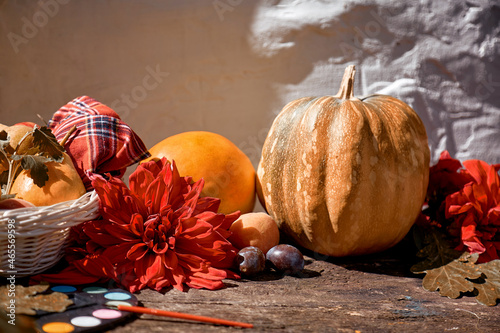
[51,285,77,293]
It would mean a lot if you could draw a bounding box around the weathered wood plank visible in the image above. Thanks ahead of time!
[109,241,500,332]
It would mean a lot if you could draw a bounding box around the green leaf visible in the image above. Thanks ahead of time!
[31,126,64,162]
[17,155,51,187]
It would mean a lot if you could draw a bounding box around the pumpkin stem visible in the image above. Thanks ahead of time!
[335,65,356,99]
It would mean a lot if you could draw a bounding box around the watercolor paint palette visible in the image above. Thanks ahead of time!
[35,285,138,333]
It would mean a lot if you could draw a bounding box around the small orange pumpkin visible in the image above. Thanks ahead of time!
[257,65,430,257]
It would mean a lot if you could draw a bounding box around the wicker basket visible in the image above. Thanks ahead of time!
[0,190,100,277]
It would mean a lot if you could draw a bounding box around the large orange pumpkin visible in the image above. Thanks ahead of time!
[257,65,430,257]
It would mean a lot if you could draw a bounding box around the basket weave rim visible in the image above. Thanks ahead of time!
[0,190,99,228]
[0,190,100,277]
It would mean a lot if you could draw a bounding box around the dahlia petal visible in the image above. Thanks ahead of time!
[176,238,227,261]
[158,220,171,235]
[130,213,145,236]
[487,207,500,225]
[186,276,225,290]
[92,173,147,219]
[138,158,165,178]
[192,266,228,280]
[152,241,169,254]
[145,177,168,215]
[221,211,241,226]
[163,251,186,289]
[102,242,138,264]
[145,255,165,281]
[104,223,138,241]
[136,253,156,284]
[174,206,194,221]
[74,254,116,280]
[159,204,174,217]
[433,150,462,173]
[176,252,204,272]
[152,278,172,291]
[198,211,240,239]
[181,217,213,235]
[83,221,124,247]
[85,241,106,256]
[129,164,156,201]
[162,250,178,269]
[461,220,486,254]
[463,159,499,189]
[195,211,223,227]
[182,179,204,213]
[99,207,136,225]
[127,242,149,261]
[193,196,220,214]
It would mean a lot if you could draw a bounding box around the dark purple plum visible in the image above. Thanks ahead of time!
[236,246,266,276]
[266,244,304,275]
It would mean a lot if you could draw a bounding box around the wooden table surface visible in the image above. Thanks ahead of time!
[105,239,499,333]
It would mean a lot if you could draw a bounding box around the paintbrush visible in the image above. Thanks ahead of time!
[111,304,253,328]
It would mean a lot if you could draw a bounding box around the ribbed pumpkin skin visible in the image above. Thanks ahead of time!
[257,66,430,257]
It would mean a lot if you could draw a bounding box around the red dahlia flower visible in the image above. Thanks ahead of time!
[33,158,240,292]
[427,151,473,207]
[446,159,500,263]
[417,151,474,228]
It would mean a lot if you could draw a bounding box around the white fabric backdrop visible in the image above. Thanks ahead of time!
[1,0,499,170]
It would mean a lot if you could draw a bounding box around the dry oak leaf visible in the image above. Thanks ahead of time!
[411,230,481,299]
[0,285,73,315]
[30,126,65,162]
[473,259,500,306]
[411,229,500,306]
[413,252,482,299]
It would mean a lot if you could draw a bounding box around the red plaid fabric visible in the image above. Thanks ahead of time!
[49,96,150,190]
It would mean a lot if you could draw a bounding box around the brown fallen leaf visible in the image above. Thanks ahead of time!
[412,228,500,306]
[473,259,500,306]
[414,252,482,299]
[0,285,73,315]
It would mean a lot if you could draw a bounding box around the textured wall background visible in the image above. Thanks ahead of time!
[1,0,499,171]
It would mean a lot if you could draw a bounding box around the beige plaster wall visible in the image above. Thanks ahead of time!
[1,1,499,182]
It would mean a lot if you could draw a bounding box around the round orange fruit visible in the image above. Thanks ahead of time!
[229,212,280,254]
[4,124,34,154]
[0,124,34,175]
[142,131,256,214]
[10,153,86,206]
